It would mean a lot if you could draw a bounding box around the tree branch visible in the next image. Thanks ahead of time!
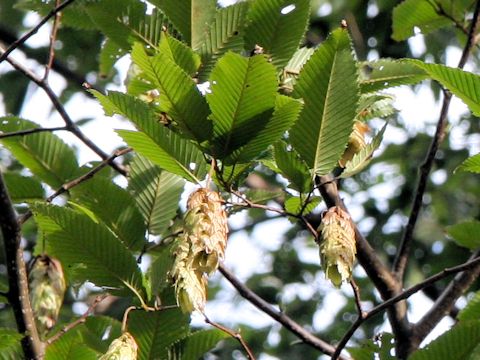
[0,172,43,358]
[0,0,76,64]
[393,0,480,279]
[218,264,350,360]
[332,251,480,359]
[19,147,132,225]
[43,0,63,81]
[0,50,127,176]
[0,126,67,139]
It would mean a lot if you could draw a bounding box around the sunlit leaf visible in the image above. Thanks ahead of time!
[455,153,480,174]
[446,220,480,250]
[290,28,359,175]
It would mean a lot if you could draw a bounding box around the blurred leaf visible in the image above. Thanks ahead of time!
[31,203,145,297]
[81,316,122,354]
[340,122,387,178]
[128,309,190,360]
[206,52,277,160]
[244,0,311,68]
[407,60,480,116]
[0,328,22,359]
[359,59,428,93]
[446,220,480,250]
[129,155,184,235]
[410,321,480,360]
[3,173,44,201]
[273,141,312,193]
[173,329,229,360]
[284,196,321,215]
[0,117,78,189]
[456,153,480,174]
[348,333,396,360]
[45,328,97,360]
[290,28,359,175]
[71,176,147,251]
[392,0,452,41]
[458,291,480,322]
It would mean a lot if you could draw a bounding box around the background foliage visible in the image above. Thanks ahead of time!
[1,0,480,359]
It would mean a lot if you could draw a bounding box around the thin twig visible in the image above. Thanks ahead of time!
[0,172,42,358]
[0,126,67,139]
[46,294,108,345]
[0,49,127,176]
[332,252,480,359]
[19,147,132,225]
[219,264,350,359]
[44,0,63,80]
[393,0,480,279]
[204,315,256,360]
[350,279,366,319]
[0,0,76,64]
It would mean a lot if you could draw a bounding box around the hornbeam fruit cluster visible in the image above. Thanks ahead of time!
[28,255,66,336]
[99,332,138,360]
[170,188,228,313]
[317,206,356,287]
[339,121,369,168]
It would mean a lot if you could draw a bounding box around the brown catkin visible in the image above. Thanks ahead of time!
[28,255,66,337]
[339,121,369,168]
[317,207,356,287]
[170,188,228,313]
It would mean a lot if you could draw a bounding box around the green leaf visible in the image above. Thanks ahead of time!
[197,2,249,81]
[131,43,212,142]
[80,316,122,354]
[284,196,321,215]
[158,32,201,76]
[71,176,147,251]
[290,28,359,175]
[406,60,480,116]
[359,59,428,93]
[245,0,311,68]
[340,122,387,178]
[118,129,205,183]
[149,243,175,297]
[129,155,184,235]
[458,291,480,323]
[128,309,190,360]
[91,90,206,183]
[45,329,97,360]
[151,0,217,50]
[356,94,396,121]
[206,52,277,159]
[391,0,452,41]
[446,220,480,250]
[99,39,128,77]
[0,328,22,360]
[3,173,44,201]
[0,116,78,188]
[410,322,480,360]
[456,153,480,174]
[175,329,229,360]
[273,141,312,193]
[227,95,302,164]
[348,333,396,360]
[281,46,315,93]
[31,204,145,296]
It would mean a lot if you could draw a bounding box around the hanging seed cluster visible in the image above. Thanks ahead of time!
[317,206,356,287]
[170,188,228,313]
[339,121,369,167]
[99,332,138,360]
[28,255,66,336]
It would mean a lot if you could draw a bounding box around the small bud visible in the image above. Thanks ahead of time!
[29,255,66,336]
[99,332,138,360]
[339,121,369,167]
[317,207,356,287]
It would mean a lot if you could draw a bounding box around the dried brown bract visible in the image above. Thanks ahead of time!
[339,121,369,167]
[99,332,138,360]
